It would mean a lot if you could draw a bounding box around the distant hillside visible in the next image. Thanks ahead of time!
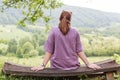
[1,4,120,27]
[49,6,120,27]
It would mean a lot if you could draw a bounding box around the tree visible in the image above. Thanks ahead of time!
[0,43,8,55]
[19,36,31,47]
[37,46,45,55]
[22,41,35,57]
[1,0,63,26]
[31,34,39,49]
[7,39,17,53]
[22,42,34,55]
[16,47,23,58]
[38,33,46,46]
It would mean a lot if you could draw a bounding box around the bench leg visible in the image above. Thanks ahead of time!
[105,72,114,80]
[98,76,102,80]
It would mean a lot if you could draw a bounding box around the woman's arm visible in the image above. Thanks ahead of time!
[31,52,52,71]
[78,51,89,66]
[78,51,101,70]
[42,52,52,66]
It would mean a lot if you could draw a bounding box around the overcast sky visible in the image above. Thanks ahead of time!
[61,0,120,13]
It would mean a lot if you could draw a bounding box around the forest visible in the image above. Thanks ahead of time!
[0,23,120,58]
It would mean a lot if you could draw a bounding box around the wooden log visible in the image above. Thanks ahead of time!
[2,59,120,77]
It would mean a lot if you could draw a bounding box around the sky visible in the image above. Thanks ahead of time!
[61,0,120,13]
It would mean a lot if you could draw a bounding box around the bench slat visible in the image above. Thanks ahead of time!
[2,59,120,77]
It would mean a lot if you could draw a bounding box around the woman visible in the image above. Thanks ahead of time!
[31,10,101,71]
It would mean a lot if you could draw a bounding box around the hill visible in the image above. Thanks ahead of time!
[49,6,120,27]
[0,4,120,27]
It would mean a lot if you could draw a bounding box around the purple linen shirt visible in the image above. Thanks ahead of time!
[44,27,83,70]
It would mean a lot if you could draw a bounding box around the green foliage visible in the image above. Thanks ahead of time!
[37,46,45,56]
[16,47,23,58]
[1,0,63,26]
[31,37,37,49]
[7,39,17,54]
[0,43,8,55]
[38,33,46,46]
[22,41,34,57]
[114,54,120,64]
[0,39,8,44]
[0,25,120,58]
[82,35,120,56]
[29,50,38,57]
[0,25,31,40]
[31,34,39,49]
[19,37,31,47]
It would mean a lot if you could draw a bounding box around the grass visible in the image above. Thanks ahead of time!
[0,56,44,67]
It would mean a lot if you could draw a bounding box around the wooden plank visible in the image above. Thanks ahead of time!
[2,59,120,77]
[94,59,115,65]
[106,72,114,80]
[81,59,115,67]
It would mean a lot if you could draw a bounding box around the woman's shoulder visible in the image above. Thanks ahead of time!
[50,27,59,33]
[49,27,59,35]
[70,27,79,34]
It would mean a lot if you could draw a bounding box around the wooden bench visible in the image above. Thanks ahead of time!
[2,59,120,80]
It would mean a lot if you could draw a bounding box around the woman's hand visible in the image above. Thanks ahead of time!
[87,63,101,70]
[31,65,44,72]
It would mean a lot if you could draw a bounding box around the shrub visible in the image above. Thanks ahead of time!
[0,49,2,55]
[0,43,8,55]
[19,36,31,47]
[7,39,17,53]
[38,34,46,46]
[37,46,45,56]
[29,50,38,57]
[22,42,35,58]
[0,39,8,44]
[16,47,23,58]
